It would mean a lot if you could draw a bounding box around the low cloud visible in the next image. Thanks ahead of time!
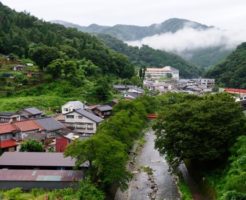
[127,27,246,53]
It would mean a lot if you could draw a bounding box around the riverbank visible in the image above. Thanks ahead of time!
[115,130,180,200]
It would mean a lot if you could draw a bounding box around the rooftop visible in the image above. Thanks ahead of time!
[72,109,103,123]
[0,169,83,181]
[63,101,84,108]
[0,112,17,116]
[146,66,179,72]
[14,120,42,132]
[0,139,17,149]
[96,105,113,112]
[0,152,85,168]
[23,107,43,115]
[35,117,65,131]
[0,123,18,134]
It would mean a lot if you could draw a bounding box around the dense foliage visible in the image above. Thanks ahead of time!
[0,181,105,200]
[182,46,232,69]
[0,2,134,79]
[20,140,44,152]
[98,34,201,78]
[206,42,246,88]
[65,96,155,193]
[153,93,246,169]
[205,136,246,200]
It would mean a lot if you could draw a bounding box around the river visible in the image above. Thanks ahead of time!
[115,130,180,200]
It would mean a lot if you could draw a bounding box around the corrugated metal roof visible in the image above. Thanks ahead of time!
[35,117,65,131]
[74,109,103,123]
[23,107,43,115]
[0,169,83,181]
[0,152,81,167]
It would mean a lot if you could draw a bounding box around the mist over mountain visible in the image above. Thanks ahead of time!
[52,18,245,68]
[52,18,211,41]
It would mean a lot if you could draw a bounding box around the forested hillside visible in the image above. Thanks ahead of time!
[0,2,134,79]
[98,34,201,78]
[53,18,210,41]
[206,42,246,88]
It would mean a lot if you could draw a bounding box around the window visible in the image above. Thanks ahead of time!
[78,116,83,119]
[66,115,74,119]
[87,123,94,130]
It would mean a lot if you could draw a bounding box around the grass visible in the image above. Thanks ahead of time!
[0,188,78,200]
[178,177,193,200]
[0,95,72,113]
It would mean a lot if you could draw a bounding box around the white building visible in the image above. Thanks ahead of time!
[62,101,86,114]
[145,66,179,80]
[64,109,103,135]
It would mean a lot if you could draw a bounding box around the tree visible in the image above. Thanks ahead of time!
[77,179,105,200]
[89,78,112,102]
[20,140,44,152]
[29,45,61,70]
[46,59,64,79]
[154,93,246,169]
[65,134,131,190]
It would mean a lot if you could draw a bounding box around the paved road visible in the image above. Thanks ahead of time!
[115,130,180,200]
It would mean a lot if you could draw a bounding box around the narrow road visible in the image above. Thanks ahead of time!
[115,130,180,200]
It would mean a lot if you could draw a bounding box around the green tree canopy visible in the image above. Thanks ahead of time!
[154,93,246,169]
[20,139,44,152]
[65,134,131,190]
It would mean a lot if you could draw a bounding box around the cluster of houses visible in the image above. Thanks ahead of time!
[143,66,215,94]
[113,84,145,99]
[0,101,116,189]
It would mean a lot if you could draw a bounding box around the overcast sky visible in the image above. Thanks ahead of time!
[1,0,246,30]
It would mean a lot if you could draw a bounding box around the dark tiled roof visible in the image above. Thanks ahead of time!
[23,107,43,115]
[0,112,16,116]
[0,152,85,167]
[35,117,65,131]
[96,105,113,112]
[0,169,83,181]
[74,109,103,123]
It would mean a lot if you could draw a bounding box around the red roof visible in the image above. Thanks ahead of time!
[14,120,42,132]
[224,88,246,94]
[0,124,18,135]
[0,139,17,149]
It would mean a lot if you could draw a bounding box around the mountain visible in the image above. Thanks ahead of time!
[97,34,201,78]
[52,19,232,69]
[0,2,134,79]
[52,18,211,41]
[206,42,246,88]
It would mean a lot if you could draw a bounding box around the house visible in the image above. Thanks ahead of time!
[12,65,25,71]
[0,112,22,123]
[0,123,18,152]
[0,169,83,190]
[14,120,43,140]
[19,107,43,119]
[0,152,88,170]
[92,105,113,118]
[113,85,129,92]
[35,117,66,138]
[124,91,141,100]
[64,109,103,135]
[145,66,179,80]
[56,132,83,152]
[62,101,86,114]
